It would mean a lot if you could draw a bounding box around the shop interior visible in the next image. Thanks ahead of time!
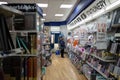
[0,0,120,80]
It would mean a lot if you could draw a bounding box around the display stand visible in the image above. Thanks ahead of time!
[0,4,44,80]
[67,7,120,80]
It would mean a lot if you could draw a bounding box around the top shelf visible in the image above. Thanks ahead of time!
[0,5,24,16]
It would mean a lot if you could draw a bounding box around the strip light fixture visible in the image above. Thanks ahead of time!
[41,18,45,21]
[55,14,64,16]
[43,13,46,16]
[37,3,48,8]
[0,1,7,5]
[60,4,73,8]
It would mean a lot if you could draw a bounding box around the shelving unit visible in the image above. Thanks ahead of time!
[86,61,109,79]
[66,1,120,80]
[10,52,41,57]
[0,4,44,80]
[90,54,116,62]
[9,30,40,33]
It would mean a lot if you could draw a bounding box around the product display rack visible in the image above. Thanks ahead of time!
[86,61,109,79]
[0,4,44,80]
[67,47,86,74]
[40,28,52,80]
[66,7,120,80]
[9,25,43,80]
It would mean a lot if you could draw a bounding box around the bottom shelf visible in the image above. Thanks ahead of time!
[2,56,42,80]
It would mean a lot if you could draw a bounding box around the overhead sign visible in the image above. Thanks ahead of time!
[7,4,37,12]
[6,4,43,16]
[67,0,118,30]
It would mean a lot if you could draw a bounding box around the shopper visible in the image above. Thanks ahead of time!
[59,37,66,58]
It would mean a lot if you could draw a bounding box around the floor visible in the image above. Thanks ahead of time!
[43,54,87,80]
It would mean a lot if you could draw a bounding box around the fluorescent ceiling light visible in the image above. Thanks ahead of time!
[37,3,48,8]
[43,13,46,16]
[41,18,45,21]
[55,14,64,16]
[0,1,8,5]
[60,4,73,8]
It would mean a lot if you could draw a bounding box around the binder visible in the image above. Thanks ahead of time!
[0,14,15,53]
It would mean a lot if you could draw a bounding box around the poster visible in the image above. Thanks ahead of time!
[96,22,107,49]
[97,23,107,41]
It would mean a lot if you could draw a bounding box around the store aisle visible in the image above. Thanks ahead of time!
[43,54,87,80]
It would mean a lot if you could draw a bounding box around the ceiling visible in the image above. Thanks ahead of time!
[0,0,78,22]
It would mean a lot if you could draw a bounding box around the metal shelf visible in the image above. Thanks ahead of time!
[9,52,41,57]
[86,61,108,79]
[0,48,23,58]
[9,30,39,33]
[90,54,116,62]
[42,43,50,46]
[0,48,41,58]
[0,5,24,16]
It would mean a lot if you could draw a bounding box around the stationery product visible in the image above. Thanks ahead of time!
[110,43,119,54]
[117,58,120,67]
[98,64,102,70]
[113,66,120,75]
[108,64,115,73]
[106,40,113,52]
[0,15,15,52]
[28,33,37,54]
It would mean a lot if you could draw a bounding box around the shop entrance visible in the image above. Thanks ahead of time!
[50,32,61,49]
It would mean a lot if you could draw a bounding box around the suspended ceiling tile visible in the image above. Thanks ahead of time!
[0,0,78,22]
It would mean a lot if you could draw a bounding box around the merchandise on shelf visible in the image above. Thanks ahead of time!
[0,4,43,80]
